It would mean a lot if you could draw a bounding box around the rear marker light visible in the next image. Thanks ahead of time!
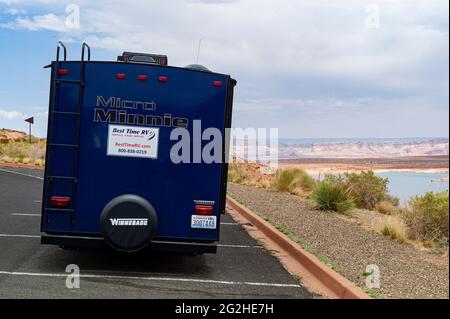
[50,196,70,208]
[59,69,69,75]
[158,76,168,82]
[116,73,126,79]
[195,205,214,215]
[138,75,147,81]
[213,81,222,87]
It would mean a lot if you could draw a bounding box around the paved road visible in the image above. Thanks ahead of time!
[0,166,313,298]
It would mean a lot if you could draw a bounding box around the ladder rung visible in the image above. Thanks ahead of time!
[45,208,75,212]
[47,176,77,180]
[49,143,79,148]
[52,111,80,115]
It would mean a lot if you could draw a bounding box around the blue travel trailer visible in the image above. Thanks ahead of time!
[41,42,236,254]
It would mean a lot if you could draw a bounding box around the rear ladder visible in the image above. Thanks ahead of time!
[43,42,90,225]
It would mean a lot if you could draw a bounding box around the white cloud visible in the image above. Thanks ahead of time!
[2,1,447,83]
[6,13,68,32]
[0,0,448,137]
[3,7,26,14]
[0,109,22,119]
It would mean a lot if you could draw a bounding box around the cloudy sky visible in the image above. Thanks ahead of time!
[0,0,448,138]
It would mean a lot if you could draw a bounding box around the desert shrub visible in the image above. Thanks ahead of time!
[272,168,300,191]
[26,142,46,161]
[312,180,354,213]
[1,142,27,159]
[403,191,449,244]
[272,168,316,196]
[0,141,46,161]
[228,163,249,184]
[384,194,400,207]
[345,171,389,210]
[381,217,407,243]
[376,201,397,215]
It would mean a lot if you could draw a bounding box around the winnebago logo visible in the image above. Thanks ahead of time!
[110,218,148,226]
[94,96,188,128]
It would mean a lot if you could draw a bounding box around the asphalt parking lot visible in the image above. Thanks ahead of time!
[0,166,312,298]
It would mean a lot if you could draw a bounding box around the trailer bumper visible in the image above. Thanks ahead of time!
[41,234,217,254]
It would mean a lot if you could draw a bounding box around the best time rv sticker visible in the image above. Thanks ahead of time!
[107,125,159,159]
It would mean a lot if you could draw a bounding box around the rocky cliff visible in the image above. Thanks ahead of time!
[278,138,449,158]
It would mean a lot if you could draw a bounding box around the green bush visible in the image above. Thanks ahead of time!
[403,191,449,244]
[345,171,389,210]
[312,180,354,213]
[272,168,316,196]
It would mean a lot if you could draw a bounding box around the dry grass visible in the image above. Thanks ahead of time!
[376,201,397,215]
[381,217,408,243]
[272,168,316,197]
[0,141,46,166]
[228,163,249,184]
[227,162,275,187]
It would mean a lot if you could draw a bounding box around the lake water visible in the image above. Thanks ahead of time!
[375,172,449,205]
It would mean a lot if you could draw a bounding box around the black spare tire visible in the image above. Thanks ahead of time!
[100,194,157,252]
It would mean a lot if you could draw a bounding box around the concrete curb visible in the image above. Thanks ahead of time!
[226,195,371,299]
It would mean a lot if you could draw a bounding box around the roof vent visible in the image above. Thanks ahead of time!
[118,52,168,66]
[185,64,212,72]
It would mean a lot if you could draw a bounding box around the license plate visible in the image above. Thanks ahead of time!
[191,215,217,229]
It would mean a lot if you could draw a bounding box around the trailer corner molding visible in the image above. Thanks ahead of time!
[94,95,189,129]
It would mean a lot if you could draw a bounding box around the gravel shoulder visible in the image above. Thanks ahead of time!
[228,183,449,299]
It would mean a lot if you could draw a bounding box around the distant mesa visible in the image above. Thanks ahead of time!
[232,138,449,160]
[276,138,449,159]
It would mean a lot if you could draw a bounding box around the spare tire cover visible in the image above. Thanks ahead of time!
[100,194,157,252]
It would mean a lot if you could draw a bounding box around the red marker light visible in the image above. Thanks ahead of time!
[50,196,70,208]
[138,75,147,81]
[58,69,69,75]
[213,81,222,87]
[116,73,126,79]
[158,76,168,82]
[195,205,214,215]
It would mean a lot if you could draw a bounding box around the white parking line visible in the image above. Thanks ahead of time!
[0,168,43,180]
[0,233,262,249]
[11,213,41,217]
[0,234,40,238]
[0,270,302,288]
[217,244,262,249]
[34,200,42,203]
